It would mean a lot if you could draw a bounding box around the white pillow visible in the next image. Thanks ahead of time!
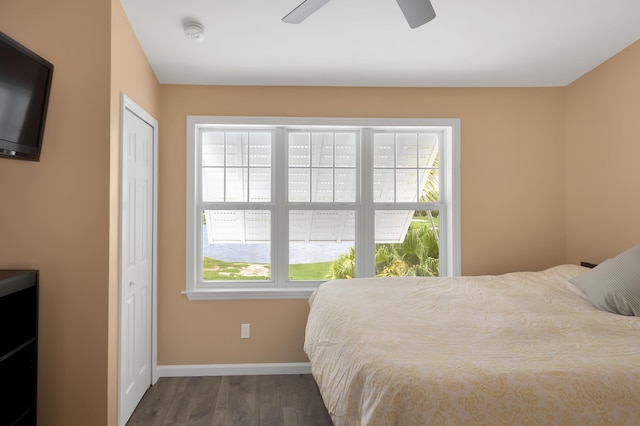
[569,245,640,316]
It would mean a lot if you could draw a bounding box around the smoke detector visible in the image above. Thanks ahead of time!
[184,21,205,42]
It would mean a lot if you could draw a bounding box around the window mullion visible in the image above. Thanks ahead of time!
[359,129,375,278]
[195,204,204,284]
[245,132,250,202]
[332,135,336,203]
[273,127,288,287]
[194,129,204,286]
[223,132,228,201]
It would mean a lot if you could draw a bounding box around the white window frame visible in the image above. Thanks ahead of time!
[185,116,460,300]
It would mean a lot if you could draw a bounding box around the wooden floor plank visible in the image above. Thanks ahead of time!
[227,376,260,426]
[281,407,298,426]
[210,376,229,426]
[127,374,332,426]
[127,377,181,426]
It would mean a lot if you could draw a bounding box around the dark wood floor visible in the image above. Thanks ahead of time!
[126,374,334,426]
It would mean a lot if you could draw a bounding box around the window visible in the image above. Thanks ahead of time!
[186,117,460,300]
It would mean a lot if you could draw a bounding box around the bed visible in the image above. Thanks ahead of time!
[304,255,640,425]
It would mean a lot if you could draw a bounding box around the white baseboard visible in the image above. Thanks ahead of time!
[158,362,312,377]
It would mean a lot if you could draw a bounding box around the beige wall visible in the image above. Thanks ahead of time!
[109,0,161,424]
[1,1,112,424]
[158,85,566,365]
[565,40,640,264]
[0,0,159,425]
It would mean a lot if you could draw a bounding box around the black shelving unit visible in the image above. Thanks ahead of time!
[0,270,38,426]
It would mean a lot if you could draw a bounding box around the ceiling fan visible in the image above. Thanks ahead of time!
[282,0,436,29]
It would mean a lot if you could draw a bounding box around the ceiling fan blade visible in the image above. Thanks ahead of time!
[395,0,436,28]
[282,0,331,24]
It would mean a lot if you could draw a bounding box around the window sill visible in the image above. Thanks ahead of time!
[182,287,317,301]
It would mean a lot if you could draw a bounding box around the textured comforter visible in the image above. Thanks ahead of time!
[304,265,640,425]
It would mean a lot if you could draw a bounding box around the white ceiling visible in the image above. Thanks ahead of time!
[120,0,640,87]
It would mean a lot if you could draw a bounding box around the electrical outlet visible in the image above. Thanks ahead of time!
[241,323,250,339]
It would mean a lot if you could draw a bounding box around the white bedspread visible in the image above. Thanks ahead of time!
[304,265,640,425]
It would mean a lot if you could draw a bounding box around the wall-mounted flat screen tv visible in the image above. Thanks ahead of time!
[0,32,53,162]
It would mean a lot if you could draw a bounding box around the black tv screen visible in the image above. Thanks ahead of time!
[0,32,53,162]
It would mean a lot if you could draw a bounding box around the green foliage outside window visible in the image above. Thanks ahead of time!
[327,225,440,279]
